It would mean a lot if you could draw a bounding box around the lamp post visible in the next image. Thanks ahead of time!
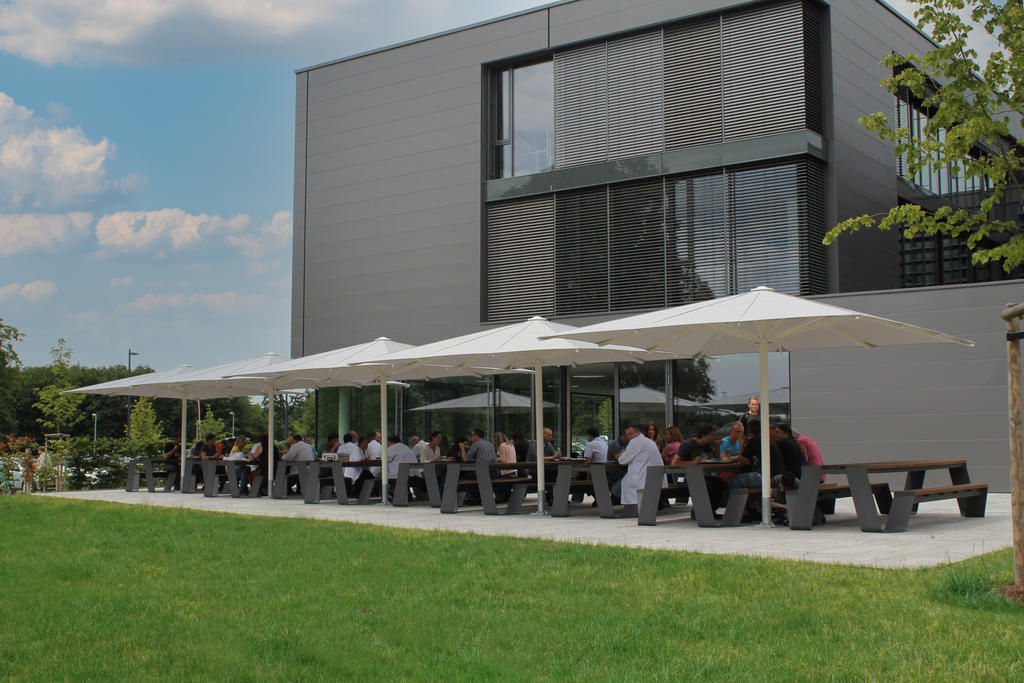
[126,348,140,438]
[92,413,97,455]
[230,411,235,438]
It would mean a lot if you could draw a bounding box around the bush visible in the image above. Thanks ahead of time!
[55,436,163,490]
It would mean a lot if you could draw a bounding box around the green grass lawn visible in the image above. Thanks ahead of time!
[1,496,1022,681]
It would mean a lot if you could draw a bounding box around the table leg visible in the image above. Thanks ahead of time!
[393,463,411,506]
[421,463,441,507]
[788,466,823,531]
[847,465,884,532]
[440,463,461,514]
[201,460,218,497]
[685,465,717,527]
[476,461,498,515]
[590,464,614,518]
[949,464,971,485]
[904,469,925,514]
[551,464,573,517]
[302,462,319,504]
[143,459,156,492]
[637,466,664,526]
[331,463,351,505]
[126,459,141,492]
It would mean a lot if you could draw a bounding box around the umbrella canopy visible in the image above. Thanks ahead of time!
[411,389,555,412]
[356,316,665,512]
[546,286,974,525]
[235,337,506,502]
[63,365,196,396]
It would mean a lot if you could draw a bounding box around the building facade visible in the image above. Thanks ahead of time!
[292,0,1021,490]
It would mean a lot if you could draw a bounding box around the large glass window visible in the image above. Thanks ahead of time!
[493,60,554,178]
[618,361,668,436]
[673,355,790,435]
[569,363,615,454]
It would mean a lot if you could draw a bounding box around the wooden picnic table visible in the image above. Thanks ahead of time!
[787,459,987,532]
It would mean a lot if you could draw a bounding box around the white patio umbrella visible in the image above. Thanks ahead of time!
[235,337,504,501]
[546,286,975,525]
[64,365,197,485]
[355,316,664,512]
[411,389,555,412]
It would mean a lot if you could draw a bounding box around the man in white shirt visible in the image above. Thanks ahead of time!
[387,434,427,501]
[366,430,383,478]
[337,432,365,497]
[282,434,315,462]
[410,436,423,459]
[583,428,608,463]
[611,424,666,513]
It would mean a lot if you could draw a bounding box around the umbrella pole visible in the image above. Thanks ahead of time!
[268,393,275,496]
[534,361,546,514]
[180,398,187,491]
[759,340,772,527]
[380,377,389,505]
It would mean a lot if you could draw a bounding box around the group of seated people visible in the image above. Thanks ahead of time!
[160,412,825,521]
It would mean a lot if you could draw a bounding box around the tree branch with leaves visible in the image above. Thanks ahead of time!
[824,0,1024,271]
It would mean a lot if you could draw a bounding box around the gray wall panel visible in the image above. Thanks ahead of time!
[306,143,479,194]
[792,281,1023,492]
[292,72,309,357]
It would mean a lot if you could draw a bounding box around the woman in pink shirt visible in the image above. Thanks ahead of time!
[795,431,826,482]
[494,431,517,475]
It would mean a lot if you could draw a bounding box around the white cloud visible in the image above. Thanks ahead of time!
[0,279,58,303]
[0,91,142,210]
[95,208,251,252]
[0,0,551,66]
[118,291,272,314]
[0,211,92,255]
[110,275,134,288]
[223,210,288,262]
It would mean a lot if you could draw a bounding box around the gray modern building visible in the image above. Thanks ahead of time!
[292,0,1022,489]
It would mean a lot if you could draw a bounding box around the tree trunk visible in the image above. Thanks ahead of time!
[1003,304,1024,587]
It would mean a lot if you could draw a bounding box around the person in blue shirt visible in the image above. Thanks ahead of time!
[720,421,745,461]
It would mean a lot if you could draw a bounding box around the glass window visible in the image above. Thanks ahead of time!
[617,361,668,436]
[569,363,615,454]
[673,355,790,436]
[491,60,554,179]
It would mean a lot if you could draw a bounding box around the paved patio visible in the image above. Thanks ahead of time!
[45,489,1011,568]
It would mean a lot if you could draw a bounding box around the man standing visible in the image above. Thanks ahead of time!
[740,396,760,436]
[611,424,666,515]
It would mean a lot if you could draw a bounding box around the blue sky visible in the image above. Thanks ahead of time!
[0,0,944,372]
[0,0,554,369]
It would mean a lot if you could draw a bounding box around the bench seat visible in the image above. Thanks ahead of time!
[884,483,988,532]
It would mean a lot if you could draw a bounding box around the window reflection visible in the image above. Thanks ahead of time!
[493,60,554,179]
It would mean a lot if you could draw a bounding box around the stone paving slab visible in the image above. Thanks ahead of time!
[42,490,1012,568]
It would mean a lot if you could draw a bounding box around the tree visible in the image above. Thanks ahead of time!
[0,318,24,433]
[197,406,226,440]
[824,0,1024,271]
[32,339,84,436]
[127,397,163,445]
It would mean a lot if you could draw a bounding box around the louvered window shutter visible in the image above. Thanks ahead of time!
[730,164,803,294]
[798,158,827,294]
[608,179,666,311]
[663,18,723,149]
[555,187,609,316]
[666,172,729,304]
[486,196,555,321]
[722,1,807,141]
[554,42,608,167]
[607,30,664,159]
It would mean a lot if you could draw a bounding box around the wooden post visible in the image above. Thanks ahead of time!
[1002,302,1024,587]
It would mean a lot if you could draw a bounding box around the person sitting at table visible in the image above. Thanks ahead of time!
[410,436,423,459]
[792,427,826,482]
[720,422,745,462]
[644,422,664,451]
[319,432,339,456]
[610,424,666,514]
[366,430,383,480]
[281,433,315,495]
[387,434,426,500]
[728,419,783,521]
[339,434,371,498]
[418,431,442,462]
[672,423,725,509]
[511,433,529,463]
[224,435,249,494]
[162,436,182,490]
[583,428,607,463]
[458,429,496,505]
[660,426,684,465]
[248,433,272,495]
[526,427,561,461]
[494,431,517,472]
[771,423,807,478]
